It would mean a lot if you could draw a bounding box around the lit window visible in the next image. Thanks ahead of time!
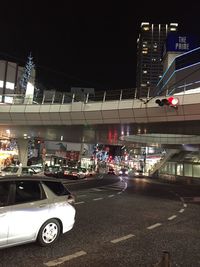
[143,70,147,74]
[142,51,148,54]
[143,27,149,31]
[0,80,4,88]
[6,82,14,90]
[141,22,150,27]
[170,27,177,31]
[170,23,178,27]
[4,96,13,103]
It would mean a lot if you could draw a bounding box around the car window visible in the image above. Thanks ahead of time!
[43,181,71,196]
[2,166,18,173]
[0,182,10,207]
[22,168,34,174]
[14,181,45,204]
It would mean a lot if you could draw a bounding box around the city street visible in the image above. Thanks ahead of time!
[0,175,200,267]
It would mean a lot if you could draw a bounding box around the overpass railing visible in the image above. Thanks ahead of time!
[0,88,139,105]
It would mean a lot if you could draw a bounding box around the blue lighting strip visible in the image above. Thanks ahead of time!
[156,61,200,96]
[156,46,200,90]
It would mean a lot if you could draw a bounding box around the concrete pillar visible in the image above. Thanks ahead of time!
[17,139,29,166]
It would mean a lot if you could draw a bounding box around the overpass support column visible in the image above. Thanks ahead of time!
[17,139,29,166]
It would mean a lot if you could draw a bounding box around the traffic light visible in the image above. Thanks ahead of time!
[155,97,179,108]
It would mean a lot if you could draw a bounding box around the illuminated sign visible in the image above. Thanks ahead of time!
[163,33,199,55]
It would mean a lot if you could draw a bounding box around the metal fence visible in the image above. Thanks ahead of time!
[0,88,139,105]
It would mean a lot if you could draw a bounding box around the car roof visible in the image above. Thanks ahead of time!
[0,176,63,183]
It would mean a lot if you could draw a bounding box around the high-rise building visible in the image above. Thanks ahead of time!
[136,22,178,97]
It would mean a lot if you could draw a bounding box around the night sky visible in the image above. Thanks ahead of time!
[0,1,200,91]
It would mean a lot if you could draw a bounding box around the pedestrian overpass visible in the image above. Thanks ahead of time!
[1,90,200,166]
[0,90,200,144]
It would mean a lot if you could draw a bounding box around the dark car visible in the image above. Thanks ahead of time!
[107,167,115,175]
[44,165,62,178]
[118,168,129,176]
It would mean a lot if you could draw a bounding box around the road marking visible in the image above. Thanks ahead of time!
[92,188,102,191]
[108,194,114,198]
[78,194,87,197]
[44,251,87,266]
[117,192,122,194]
[179,209,184,213]
[183,203,187,208]
[147,223,162,230]
[93,197,103,201]
[74,201,85,205]
[110,234,135,243]
[168,215,177,220]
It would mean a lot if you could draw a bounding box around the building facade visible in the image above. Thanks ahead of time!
[136,22,178,97]
[0,60,35,104]
[155,46,200,96]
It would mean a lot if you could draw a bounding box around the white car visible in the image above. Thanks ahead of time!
[0,177,76,248]
[0,166,36,177]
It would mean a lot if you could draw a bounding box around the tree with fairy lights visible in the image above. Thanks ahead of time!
[19,53,35,93]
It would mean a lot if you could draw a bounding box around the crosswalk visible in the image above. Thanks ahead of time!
[92,183,125,192]
[76,182,127,197]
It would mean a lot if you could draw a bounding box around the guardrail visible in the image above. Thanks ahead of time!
[0,88,139,105]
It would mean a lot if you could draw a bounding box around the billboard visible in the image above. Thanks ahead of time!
[165,33,199,53]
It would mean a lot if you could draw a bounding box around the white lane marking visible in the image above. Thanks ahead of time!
[74,201,85,205]
[44,251,87,266]
[92,188,102,191]
[179,209,185,213]
[183,203,187,208]
[117,192,122,194]
[110,234,135,243]
[108,194,114,198]
[78,194,87,197]
[93,197,103,201]
[123,182,128,191]
[147,223,162,230]
[168,215,177,220]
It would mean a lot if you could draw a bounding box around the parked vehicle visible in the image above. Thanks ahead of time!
[61,167,86,179]
[0,176,76,249]
[0,166,37,177]
[107,167,115,175]
[44,165,62,178]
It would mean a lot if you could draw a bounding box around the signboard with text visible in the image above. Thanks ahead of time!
[163,33,199,56]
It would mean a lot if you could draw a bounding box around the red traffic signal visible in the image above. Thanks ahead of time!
[167,96,179,106]
[155,97,179,108]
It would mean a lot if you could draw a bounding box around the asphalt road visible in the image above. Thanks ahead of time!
[0,175,200,267]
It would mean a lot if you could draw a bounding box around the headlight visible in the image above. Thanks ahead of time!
[119,171,122,174]
[125,171,128,175]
